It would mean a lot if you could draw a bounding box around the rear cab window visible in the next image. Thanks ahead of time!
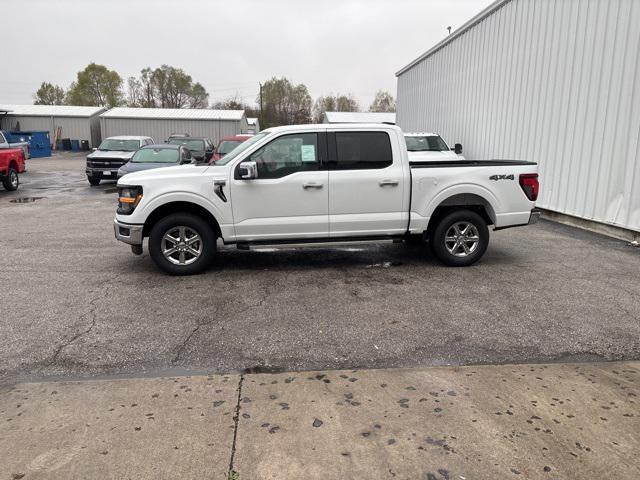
[330,131,393,170]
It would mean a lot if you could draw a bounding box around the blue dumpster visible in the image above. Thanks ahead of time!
[71,140,80,151]
[7,130,52,158]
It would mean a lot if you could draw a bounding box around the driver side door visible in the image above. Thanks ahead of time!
[230,132,328,241]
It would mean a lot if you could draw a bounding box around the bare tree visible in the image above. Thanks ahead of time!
[369,91,396,112]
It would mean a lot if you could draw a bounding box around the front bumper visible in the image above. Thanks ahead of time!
[86,166,119,177]
[528,208,542,224]
[114,218,143,245]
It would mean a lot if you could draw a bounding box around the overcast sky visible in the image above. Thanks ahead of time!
[2,0,493,108]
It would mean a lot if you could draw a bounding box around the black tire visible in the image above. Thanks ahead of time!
[148,213,216,275]
[87,175,101,186]
[430,209,489,267]
[2,168,19,191]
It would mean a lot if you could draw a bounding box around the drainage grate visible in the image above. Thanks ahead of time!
[10,197,45,203]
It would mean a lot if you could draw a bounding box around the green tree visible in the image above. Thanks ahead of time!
[67,63,123,107]
[312,95,337,123]
[335,94,360,112]
[312,93,359,123]
[127,65,209,108]
[260,77,312,127]
[369,90,396,112]
[33,82,67,105]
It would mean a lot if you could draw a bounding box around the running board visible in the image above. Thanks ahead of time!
[235,236,405,250]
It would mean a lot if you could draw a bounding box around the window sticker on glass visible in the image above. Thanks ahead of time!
[301,144,316,162]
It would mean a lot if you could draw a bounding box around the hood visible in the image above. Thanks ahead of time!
[117,164,209,184]
[119,161,179,175]
[88,149,137,160]
[407,150,464,162]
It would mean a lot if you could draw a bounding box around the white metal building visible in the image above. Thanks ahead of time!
[323,112,396,124]
[247,117,260,134]
[396,0,640,234]
[0,104,106,147]
[100,108,249,145]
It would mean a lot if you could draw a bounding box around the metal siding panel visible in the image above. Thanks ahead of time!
[100,118,240,145]
[397,0,640,232]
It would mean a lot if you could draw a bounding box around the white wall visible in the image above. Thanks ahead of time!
[1,115,99,147]
[397,0,640,232]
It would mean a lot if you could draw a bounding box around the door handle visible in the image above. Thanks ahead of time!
[303,182,323,189]
[379,179,399,187]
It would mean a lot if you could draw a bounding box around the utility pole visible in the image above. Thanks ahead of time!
[259,83,264,128]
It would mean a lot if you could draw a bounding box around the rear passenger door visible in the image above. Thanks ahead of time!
[328,130,408,237]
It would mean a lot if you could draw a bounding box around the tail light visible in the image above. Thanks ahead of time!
[519,173,539,201]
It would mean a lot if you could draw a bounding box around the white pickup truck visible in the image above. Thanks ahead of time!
[114,124,539,275]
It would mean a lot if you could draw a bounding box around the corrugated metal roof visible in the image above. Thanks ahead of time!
[101,107,245,121]
[0,104,107,117]
[396,0,511,76]
[323,112,396,124]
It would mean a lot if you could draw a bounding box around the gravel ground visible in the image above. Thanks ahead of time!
[1,153,639,383]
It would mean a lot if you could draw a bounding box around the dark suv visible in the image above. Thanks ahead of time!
[166,136,214,163]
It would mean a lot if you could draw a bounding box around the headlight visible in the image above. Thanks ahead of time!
[117,185,143,215]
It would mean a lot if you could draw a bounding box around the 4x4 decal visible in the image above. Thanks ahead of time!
[489,174,514,181]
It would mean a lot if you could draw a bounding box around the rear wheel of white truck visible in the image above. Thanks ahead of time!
[430,209,489,267]
[2,167,19,191]
[149,213,216,275]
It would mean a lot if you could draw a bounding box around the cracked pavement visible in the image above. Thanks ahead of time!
[1,154,639,385]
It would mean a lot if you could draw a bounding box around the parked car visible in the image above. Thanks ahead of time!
[0,148,26,191]
[113,123,540,275]
[0,130,30,160]
[404,132,464,161]
[86,136,154,186]
[211,134,253,163]
[117,144,195,179]
[166,136,214,163]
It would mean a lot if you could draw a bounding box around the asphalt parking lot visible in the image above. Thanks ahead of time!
[1,153,639,384]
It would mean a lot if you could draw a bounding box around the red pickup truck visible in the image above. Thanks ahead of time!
[0,148,26,191]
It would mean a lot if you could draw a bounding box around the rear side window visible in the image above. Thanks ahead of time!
[334,132,392,170]
[0,132,5,143]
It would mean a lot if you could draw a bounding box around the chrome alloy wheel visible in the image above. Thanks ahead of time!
[161,226,203,265]
[444,221,480,257]
[10,170,18,188]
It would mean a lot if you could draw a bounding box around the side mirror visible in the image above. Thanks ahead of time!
[92,147,97,151]
[453,143,463,155]
[238,161,258,179]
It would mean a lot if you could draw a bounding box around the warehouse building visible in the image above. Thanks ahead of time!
[396,0,640,236]
[100,108,249,145]
[322,112,396,124]
[0,104,106,147]
[247,117,260,134]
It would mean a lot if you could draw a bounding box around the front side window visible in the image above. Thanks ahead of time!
[245,133,319,179]
[405,135,449,152]
[131,148,179,163]
[334,131,392,170]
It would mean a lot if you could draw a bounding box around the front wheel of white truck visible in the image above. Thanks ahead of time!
[430,209,489,267]
[148,213,216,275]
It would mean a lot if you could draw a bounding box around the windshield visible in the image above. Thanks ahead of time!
[131,148,179,163]
[405,135,449,152]
[215,132,270,165]
[217,140,242,155]
[168,138,205,151]
[99,139,140,151]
